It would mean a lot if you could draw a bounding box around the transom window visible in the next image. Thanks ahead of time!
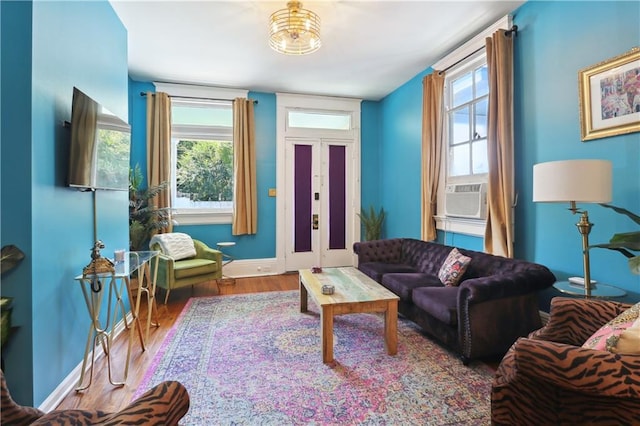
[446,54,489,178]
[171,99,234,221]
[287,110,352,130]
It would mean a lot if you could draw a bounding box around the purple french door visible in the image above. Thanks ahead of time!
[293,142,347,253]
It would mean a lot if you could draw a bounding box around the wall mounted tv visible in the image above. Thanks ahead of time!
[67,87,131,191]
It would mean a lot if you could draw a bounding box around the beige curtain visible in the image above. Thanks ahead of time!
[421,72,446,241]
[146,91,173,233]
[483,30,515,257]
[232,98,257,235]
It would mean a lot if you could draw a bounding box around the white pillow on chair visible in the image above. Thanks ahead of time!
[150,233,197,260]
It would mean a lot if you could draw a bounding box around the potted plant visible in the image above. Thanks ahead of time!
[590,203,640,275]
[358,205,386,241]
[129,164,171,251]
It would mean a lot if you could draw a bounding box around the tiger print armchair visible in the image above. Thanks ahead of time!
[491,297,640,425]
[1,369,190,425]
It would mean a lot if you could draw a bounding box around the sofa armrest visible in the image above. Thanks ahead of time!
[530,297,632,345]
[31,381,190,426]
[353,238,404,264]
[193,239,222,264]
[458,267,555,305]
[513,337,640,399]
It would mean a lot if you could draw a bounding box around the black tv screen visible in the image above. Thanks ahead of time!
[68,87,131,191]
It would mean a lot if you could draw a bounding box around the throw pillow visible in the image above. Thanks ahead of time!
[613,316,640,355]
[582,302,640,354]
[438,248,471,286]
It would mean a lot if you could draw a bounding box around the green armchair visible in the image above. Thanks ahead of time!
[150,233,222,303]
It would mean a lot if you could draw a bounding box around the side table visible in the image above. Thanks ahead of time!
[216,242,236,292]
[553,280,627,299]
[73,251,159,391]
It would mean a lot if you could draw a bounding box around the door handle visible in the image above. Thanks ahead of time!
[312,214,319,230]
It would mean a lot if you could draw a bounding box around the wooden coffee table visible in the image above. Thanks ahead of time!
[299,266,400,363]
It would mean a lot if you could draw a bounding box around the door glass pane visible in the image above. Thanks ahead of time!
[288,111,351,130]
[472,140,488,174]
[474,98,488,139]
[475,65,489,98]
[449,144,470,176]
[452,72,473,107]
[294,145,312,252]
[452,107,471,144]
[328,145,346,250]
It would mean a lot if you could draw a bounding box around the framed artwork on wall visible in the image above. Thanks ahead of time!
[578,47,640,141]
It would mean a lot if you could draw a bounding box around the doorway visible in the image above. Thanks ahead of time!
[275,94,361,273]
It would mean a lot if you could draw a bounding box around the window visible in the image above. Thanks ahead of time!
[446,53,489,179]
[287,110,352,130]
[171,98,234,224]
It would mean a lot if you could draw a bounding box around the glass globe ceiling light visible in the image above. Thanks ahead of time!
[269,1,321,55]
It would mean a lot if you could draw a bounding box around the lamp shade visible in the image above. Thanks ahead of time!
[533,159,612,203]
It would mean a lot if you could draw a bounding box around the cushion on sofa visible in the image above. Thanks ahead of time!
[381,273,443,302]
[358,262,417,283]
[174,258,219,279]
[438,248,472,286]
[614,317,640,354]
[582,302,640,353]
[412,286,459,325]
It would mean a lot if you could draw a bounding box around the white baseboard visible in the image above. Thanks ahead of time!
[220,257,283,278]
[38,312,133,412]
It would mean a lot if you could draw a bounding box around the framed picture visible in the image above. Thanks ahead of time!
[578,47,640,141]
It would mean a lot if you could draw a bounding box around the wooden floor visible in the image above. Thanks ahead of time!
[55,273,299,413]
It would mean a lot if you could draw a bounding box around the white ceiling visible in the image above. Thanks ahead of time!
[110,1,525,101]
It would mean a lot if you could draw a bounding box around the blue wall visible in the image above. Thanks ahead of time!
[514,0,640,302]
[360,101,383,235]
[1,0,35,405]
[1,0,129,406]
[379,70,432,239]
[377,1,640,301]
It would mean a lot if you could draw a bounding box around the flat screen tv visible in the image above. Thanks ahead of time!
[67,87,131,191]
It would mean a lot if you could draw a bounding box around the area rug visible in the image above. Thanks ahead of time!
[135,291,495,425]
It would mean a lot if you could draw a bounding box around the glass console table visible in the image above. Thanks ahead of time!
[73,251,159,391]
[553,280,627,299]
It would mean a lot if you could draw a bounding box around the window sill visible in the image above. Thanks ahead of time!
[173,210,232,225]
[434,215,485,237]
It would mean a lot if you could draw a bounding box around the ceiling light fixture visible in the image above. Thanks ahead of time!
[269,1,321,55]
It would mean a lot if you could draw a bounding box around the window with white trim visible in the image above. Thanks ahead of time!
[446,52,489,181]
[170,98,234,223]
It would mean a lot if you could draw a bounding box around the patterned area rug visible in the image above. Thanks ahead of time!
[136,291,494,425]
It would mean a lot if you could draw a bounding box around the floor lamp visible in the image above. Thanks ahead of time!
[533,159,612,298]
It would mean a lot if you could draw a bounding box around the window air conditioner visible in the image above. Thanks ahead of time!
[444,183,487,219]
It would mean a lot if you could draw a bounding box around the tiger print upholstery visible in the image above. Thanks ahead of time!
[1,369,189,425]
[491,297,640,425]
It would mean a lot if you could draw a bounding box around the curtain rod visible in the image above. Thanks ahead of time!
[438,25,518,75]
[140,91,257,104]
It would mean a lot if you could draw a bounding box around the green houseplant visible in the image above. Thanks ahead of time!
[590,203,640,275]
[358,205,386,241]
[129,164,171,251]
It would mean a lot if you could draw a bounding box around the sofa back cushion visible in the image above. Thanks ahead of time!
[400,239,451,276]
[399,239,552,286]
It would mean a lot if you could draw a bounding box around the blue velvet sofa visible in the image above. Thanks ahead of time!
[353,238,556,363]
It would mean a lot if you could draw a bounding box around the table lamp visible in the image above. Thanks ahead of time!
[533,159,612,297]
